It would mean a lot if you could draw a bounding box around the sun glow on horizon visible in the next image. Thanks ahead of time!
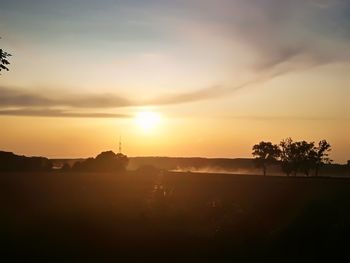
[135,111,161,133]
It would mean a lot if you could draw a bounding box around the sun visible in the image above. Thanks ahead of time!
[135,111,161,132]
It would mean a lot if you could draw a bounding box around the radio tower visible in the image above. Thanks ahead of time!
[118,136,122,154]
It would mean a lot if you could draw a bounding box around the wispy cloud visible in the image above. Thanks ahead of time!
[180,0,350,74]
[0,108,130,118]
[0,87,132,108]
[241,0,350,69]
[0,74,275,118]
[1,0,350,118]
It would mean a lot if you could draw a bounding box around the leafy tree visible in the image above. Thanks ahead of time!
[313,140,332,176]
[279,138,294,176]
[72,151,129,172]
[0,39,11,73]
[295,140,315,176]
[280,138,315,176]
[252,141,280,176]
[279,138,332,177]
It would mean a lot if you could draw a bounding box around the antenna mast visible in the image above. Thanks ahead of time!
[118,135,122,153]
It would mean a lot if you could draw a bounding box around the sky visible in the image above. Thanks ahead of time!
[0,0,349,162]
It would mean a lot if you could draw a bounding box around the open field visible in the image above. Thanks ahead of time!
[1,171,350,261]
[51,156,350,177]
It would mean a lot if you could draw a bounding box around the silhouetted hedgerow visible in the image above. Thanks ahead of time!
[0,151,52,172]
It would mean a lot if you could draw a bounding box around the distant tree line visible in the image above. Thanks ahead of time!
[0,150,129,173]
[252,138,331,176]
[0,151,52,172]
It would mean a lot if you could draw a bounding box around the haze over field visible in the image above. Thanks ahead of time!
[2,2,350,261]
[0,0,349,162]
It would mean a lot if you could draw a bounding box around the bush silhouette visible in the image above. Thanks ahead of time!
[72,150,129,172]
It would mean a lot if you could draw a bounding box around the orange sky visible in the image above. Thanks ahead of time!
[0,0,349,163]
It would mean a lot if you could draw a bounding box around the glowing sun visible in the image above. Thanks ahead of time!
[135,111,161,132]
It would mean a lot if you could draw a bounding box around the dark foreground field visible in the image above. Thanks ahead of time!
[1,171,350,262]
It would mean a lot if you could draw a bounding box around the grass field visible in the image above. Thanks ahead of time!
[1,171,350,261]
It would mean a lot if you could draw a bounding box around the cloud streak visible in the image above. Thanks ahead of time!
[0,108,131,118]
[0,72,278,118]
[2,0,350,118]
[0,87,132,108]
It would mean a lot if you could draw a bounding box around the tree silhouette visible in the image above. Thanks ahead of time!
[252,141,280,176]
[279,138,294,176]
[279,138,331,176]
[295,140,315,176]
[280,138,315,176]
[0,39,11,73]
[313,140,332,176]
[72,151,129,172]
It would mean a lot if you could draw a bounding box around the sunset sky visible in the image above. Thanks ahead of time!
[0,0,349,162]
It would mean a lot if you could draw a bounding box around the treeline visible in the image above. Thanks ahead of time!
[0,151,52,172]
[252,138,331,176]
[0,150,129,173]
